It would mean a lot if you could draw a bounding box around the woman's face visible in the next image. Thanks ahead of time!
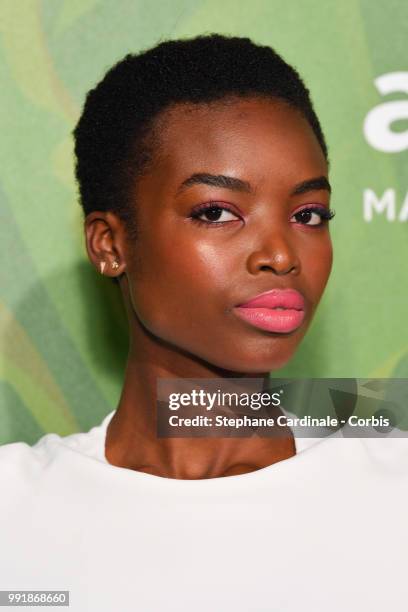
[123,97,333,372]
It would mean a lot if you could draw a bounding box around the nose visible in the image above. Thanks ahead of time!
[246,233,300,276]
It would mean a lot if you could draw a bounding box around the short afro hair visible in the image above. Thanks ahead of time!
[73,33,328,281]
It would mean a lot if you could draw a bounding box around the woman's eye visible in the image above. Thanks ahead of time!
[191,205,239,224]
[190,204,335,227]
[290,207,335,226]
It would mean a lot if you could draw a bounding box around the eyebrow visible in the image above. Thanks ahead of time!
[176,173,331,196]
[291,176,331,195]
[176,173,253,195]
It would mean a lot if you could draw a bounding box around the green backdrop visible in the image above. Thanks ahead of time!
[1,0,407,444]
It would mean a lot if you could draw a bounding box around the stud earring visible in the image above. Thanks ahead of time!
[111,261,119,270]
[100,261,106,274]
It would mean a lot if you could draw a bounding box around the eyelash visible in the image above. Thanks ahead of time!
[190,203,336,227]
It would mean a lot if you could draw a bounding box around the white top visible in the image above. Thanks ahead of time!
[0,410,407,612]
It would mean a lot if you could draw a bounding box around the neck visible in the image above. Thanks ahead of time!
[105,341,296,479]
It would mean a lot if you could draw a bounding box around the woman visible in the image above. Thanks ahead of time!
[0,34,406,612]
[77,32,334,478]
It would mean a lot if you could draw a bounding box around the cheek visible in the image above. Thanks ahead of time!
[301,236,333,301]
[126,233,235,336]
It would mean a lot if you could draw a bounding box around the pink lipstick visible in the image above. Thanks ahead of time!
[234,288,305,333]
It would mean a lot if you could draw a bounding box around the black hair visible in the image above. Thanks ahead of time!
[73,33,328,283]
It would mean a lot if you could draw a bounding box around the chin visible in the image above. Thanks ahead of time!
[243,353,295,374]
[204,342,299,375]
[212,318,309,374]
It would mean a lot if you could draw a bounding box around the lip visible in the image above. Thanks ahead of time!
[234,288,305,333]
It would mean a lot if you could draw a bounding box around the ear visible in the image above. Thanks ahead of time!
[83,211,127,278]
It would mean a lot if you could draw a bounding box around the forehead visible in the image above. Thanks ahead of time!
[140,97,327,196]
